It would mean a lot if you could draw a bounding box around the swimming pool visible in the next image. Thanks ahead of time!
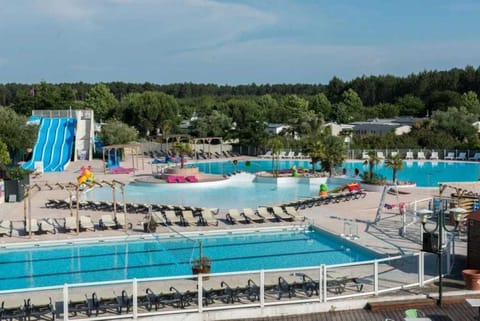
[88,173,325,209]
[194,159,480,187]
[0,228,379,291]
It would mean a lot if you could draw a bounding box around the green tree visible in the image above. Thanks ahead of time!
[309,93,332,120]
[85,83,118,121]
[461,91,480,115]
[191,110,233,138]
[267,137,283,177]
[396,94,425,117]
[431,107,477,144]
[99,119,138,145]
[363,151,382,182]
[0,139,10,167]
[171,142,193,169]
[318,135,346,177]
[0,107,37,163]
[119,91,179,137]
[384,154,403,184]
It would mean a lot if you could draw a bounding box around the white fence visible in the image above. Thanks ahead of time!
[0,250,449,321]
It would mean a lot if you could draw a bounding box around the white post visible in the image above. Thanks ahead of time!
[260,270,265,308]
[419,252,425,287]
[374,260,379,295]
[133,278,138,319]
[322,264,327,302]
[198,274,203,312]
[63,284,69,321]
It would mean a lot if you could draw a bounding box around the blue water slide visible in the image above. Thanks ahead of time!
[44,118,76,172]
[50,118,76,172]
[22,118,52,170]
[41,118,63,172]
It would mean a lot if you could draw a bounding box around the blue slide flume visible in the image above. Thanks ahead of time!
[23,117,77,172]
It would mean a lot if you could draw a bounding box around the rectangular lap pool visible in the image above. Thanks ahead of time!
[0,227,380,291]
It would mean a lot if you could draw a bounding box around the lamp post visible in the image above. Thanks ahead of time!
[419,207,466,306]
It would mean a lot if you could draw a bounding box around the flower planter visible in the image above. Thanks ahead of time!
[192,264,211,280]
[463,269,480,290]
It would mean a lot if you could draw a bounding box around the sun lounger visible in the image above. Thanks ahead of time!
[469,152,480,161]
[405,151,414,160]
[0,220,13,236]
[26,297,55,321]
[271,206,294,221]
[186,175,198,183]
[1,297,27,321]
[91,289,126,316]
[257,207,276,221]
[326,271,364,294]
[283,206,305,221]
[417,151,426,160]
[115,214,128,229]
[80,215,95,231]
[68,293,93,317]
[180,210,198,226]
[176,176,187,183]
[38,218,56,234]
[200,210,219,226]
[64,216,78,232]
[430,151,439,160]
[243,208,265,223]
[99,214,117,230]
[259,151,272,159]
[456,152,467,160]
[164,210,182,226]
[166,176,177,183]
[146,286,193,309]
[444,152,455,160]
[24,218,39,235]
[361,151,369,160]
[226,209,249,224]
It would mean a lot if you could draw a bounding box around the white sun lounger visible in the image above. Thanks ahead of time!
[64,216,78,232]
[200,210,219,226]
[405,151,414,160]
[444,152,455,160]
[271,206,294,221]
[283,206,306,221]
[226,209,249,224]
[181,210,199,226]
[80,216,95,231]
[39,218,56,234]
[469,152,480,161]
[25,218,39,234]
[99,214,117,230]
[164,210,182,225]
[243,208,265,223]
[257,207,276,221]
[430,151,439,160]
[417,151,426,160]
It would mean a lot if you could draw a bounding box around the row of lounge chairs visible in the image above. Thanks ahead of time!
[226,206,305,224]
[147,209,219,227]
[258,151,309,159]
[64,272,365,316]
[283,189,367,210]
[0,297,54,321]
[44,199,213,216]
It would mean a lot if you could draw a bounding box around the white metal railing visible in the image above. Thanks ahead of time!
[32,109,75,118]
[0,250,448,320]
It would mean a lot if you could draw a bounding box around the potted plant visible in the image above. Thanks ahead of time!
[463,269,480,290]
[4,166,30,202]
[192,241,212,279]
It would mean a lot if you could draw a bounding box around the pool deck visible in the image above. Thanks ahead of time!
[0,156,478,320]
[0,156,464,257]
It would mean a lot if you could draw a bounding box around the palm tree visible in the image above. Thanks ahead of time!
[319,135,346,176]
[267,137,283,177]
[363,151,382,182]
[385,154,404,184]
[171,142,193,169]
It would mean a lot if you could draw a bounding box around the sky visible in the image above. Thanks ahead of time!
[0,0,479,85]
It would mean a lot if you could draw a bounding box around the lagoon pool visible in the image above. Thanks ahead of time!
[88,173,323,209]
[0,228,379,291]
[193,160,480,187]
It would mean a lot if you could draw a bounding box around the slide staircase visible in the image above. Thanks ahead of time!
[23,117,77,172]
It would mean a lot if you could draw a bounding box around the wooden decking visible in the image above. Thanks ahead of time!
[231,299,478,321]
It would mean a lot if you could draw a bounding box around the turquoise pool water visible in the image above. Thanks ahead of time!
[194,160,480,187]
[88,173,325,209]
[0,228,378,290]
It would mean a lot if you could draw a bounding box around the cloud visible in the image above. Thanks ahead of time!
[34,0,95,22]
